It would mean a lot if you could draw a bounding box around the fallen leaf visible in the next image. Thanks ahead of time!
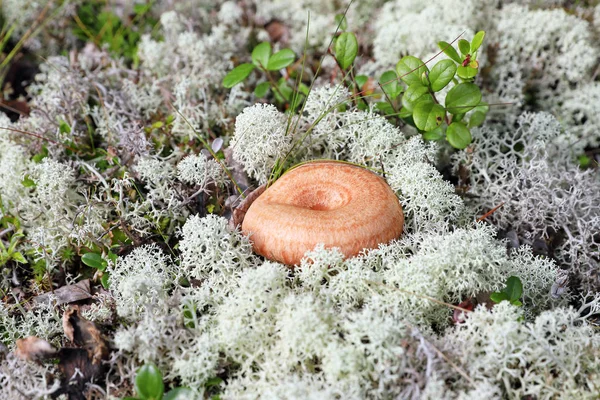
[230,184,266,229]
[57,347,104,399]
[453,298,475,324]
[34,279,92,305]
[224,147,250,192]
[62,306,109,365]
[0,100,30,117]
[15,336,57,361]
[265,20,289,43]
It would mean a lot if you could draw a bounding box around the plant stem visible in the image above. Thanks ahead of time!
[263,69,287,103]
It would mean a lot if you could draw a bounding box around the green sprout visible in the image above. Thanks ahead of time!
[222,41,305,107]
[490,276,524,307]
[81,251,116,289]
[123,363,195,400]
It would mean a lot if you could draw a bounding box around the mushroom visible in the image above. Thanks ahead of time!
[241,161,404,266]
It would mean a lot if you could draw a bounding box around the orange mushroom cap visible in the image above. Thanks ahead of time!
[241,161,404,266]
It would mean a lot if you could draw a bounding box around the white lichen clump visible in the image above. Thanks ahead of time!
[454,112,600,290]
[0,354,61,399]
[179,214,255,282]
[443,302,600,398]
[177,153,224,188]
[109,244,179,320]
[230,103,293,183]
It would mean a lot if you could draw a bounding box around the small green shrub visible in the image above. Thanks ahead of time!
[72,1,156,64]
[385,32,487,149]
[222,41,307,108]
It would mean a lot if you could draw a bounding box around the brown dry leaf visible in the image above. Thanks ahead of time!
[224,147,250,191]
[62,306,109,365]
[34,279,92,305]
[0,100,30,117]
[265,20,289,43]
[57,348,104,399]
[230,184,266,229]
[15,336,57,361]
[362,77,377,96]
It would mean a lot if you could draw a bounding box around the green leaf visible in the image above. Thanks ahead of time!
[59,120,71,134]
[379,70,401,99]
[471,31,485,52]
[490,292,509,304]
[457,66,478,80]
[334,32,358,70]
[357,101,368,111]
[298,83,310,96]
[511,300,523,307]
[396,55,428,86]
[183,300,197,329]
[12,252,26,264]
[277,81,293,102]
[413,102,445,132]
[469,111,486,128]
[164,388,194,400]
[334,14,348,31]
[445,83,481,114]
[401,83,432,112]
[288,85,304,100]
[429,60,457,92]
[101,273,110,289]
[446,122,472,149]
[8,234,24,252]
[254,82,270,98]
[205,377,224,389]
[578,154,591,168]
[107,251,118,264]
[32,146,48,163]
[505,276,523,303]
[473,102,489,115]
[398,107,413,119]
[252,42,271,68]
[81,253,107,271]
[267,48,295,70]
[135,364,164,400]
[21,175,36,188]
[437,41,462,64]
[376,101,395,116]
[453,113,465,123]
[222,63,255,88]
[133,3,151,14]
[422,126,445,141]
[458,39,471,56]
[355,75,368,89]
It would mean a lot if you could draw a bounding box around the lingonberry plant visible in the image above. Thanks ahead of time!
[223,30,487,150]
[380,31,487,149]
[222,41,308,108]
